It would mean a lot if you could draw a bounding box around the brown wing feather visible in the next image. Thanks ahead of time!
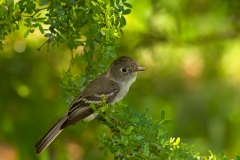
[35,72,120,155]
[61,86,119,129]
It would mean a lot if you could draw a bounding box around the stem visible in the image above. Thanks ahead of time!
[67,50,74,74]
[37,34,53,51]
[20,7,49,18]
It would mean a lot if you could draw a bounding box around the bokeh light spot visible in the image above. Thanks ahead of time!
[221,40,240,79]
[67,142,84,160]
[13,40,26,53]
[182,54,204,78]
[17,85,30,97]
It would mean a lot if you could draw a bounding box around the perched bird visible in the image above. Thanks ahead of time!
[35,56,145,155]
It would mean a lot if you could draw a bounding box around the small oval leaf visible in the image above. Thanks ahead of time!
[39,25,44,34]
[123,3,132,8]
[122,9,131,15]
[24,30,30,38]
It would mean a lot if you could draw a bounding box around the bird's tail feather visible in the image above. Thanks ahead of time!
[35,115,67,155]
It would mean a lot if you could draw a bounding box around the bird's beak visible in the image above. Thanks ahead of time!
[136,66,146,71]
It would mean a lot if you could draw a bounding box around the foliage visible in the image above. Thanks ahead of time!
[1,0,132,101]
[95,102,240,160]
[1,0,240,159]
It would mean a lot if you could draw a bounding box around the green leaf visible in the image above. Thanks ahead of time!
[24,17,31,23]
[44,33,52,37]
[117,126,125,134]
[143,143,149,156]
[36,13,41,17]
[106,31,109,41]
[89,103,97,111]
[122,9,131,15]
[24,23,31,27]
[37,17,47,21]
[0,5,8,17]
[106,45,114,50]
[118,5,124,12]
[121,16,126,26]
[61,21,68,27]
[66,96,72,104]
[91,1,98,6]
[209,150,214,157]
[58,81,65,88]
[75,41,84,46]
[120,29,123,35]
[130,117,139,123]
[75,8,82,13]
[79,76,86,86]
[30,29,35,33]
[108,52,117,58]
[104,149,108,157]
[39,25,44,34]
[135,136,143,140]
[92,14,99,20]
[57,9,65,15]
[96,32,101,41]
[24,30,30,38]
[123,3,132,8]
[117,126,134,135]
[93,41,99,46]
[100,28,108,35]
[121,135,125,143]
[39,0,48,6]
[161,118,173,124]
[32,23,39,28]
[125,126,134,135]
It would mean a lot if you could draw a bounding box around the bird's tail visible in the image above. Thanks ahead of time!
[35,114,67,155]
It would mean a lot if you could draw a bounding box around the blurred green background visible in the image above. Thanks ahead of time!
[1,0,240,159]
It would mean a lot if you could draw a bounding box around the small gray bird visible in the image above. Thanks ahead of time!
[35,56,145,155]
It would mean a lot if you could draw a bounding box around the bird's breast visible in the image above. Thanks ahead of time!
[112,74,137,103]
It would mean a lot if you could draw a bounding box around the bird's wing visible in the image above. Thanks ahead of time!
[61,85,120,129]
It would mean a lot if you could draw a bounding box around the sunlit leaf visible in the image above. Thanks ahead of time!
[143,143,149,156]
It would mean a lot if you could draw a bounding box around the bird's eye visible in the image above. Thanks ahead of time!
[121,68,127,72]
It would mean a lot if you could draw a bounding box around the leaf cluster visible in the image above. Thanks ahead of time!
[0,0,132,101]
[95,103,240,160]
[0,0,131,51]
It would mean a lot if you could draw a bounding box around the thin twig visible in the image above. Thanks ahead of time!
[21,7,49,18]
[67,50,74,74]
[38,33,53,51]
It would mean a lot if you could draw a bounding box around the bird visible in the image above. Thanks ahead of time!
[35,56,145,155]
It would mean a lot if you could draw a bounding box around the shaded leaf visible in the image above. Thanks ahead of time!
[39,25,44,34]
[39,0,48,6]
[121,16,126,26]
[122,9,131,15]
[24,30,30,38]
[123,3,132,8]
